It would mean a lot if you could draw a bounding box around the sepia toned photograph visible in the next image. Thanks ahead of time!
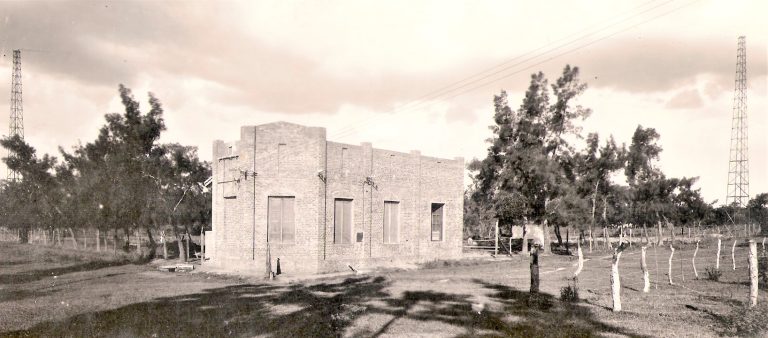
[0,1,766,337]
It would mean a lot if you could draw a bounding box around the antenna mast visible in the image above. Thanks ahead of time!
[725,36,749,208]
[8,49,24,181]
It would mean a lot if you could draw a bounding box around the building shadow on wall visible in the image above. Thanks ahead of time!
[6,276,648,337]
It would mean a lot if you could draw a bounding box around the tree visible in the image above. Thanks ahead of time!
[573,133,626,244]
[0,135,61,243]
[469,65,592,252]
[747,193,768,233]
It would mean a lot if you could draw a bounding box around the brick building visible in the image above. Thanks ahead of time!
[208,122,464,275]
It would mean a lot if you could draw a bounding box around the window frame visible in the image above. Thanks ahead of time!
[430,203,444,241]
[267,196,296,244]
[383,201,400,244]
[333,198,354,244]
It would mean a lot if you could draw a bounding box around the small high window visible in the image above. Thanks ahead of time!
[430,203,444,241]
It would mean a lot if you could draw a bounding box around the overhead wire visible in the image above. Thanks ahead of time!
[331,0,702,141]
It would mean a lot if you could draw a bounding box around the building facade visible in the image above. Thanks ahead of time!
[208,122,464,275]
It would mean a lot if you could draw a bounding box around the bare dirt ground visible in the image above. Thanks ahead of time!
[1,240,766,337]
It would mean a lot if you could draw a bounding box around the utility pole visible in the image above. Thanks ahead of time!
[8,49,24,181]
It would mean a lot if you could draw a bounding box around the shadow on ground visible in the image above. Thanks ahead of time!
[0,261,133,285]
[6,276,649,337]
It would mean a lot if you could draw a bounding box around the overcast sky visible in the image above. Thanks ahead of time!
[0,0,766,205]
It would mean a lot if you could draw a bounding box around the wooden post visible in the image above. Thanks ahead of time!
[748,240,758,307]
[574,241,584,278]
[604,227,608,249]
[161,231,168,260]
[716,238,721,270]
[588,228,593,253]
[641,246,650,293]
[629,228,633,247]
[68,228,78,249]
[611,242,628,312]
[185,232,190,261]
[687,227,691,239]
[82,229,87,249]
[530,244,540,293]
[763,237,766,252]
[494,220,499,256]
[57,229,62,246]
[201,226,205,263]
[732,239,737,270]
[692,241,699,279]
[96,229,100,252]
[668,244,675,285]
[522,225,529,255]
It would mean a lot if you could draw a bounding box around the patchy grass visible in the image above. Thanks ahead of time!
[2,238,767,337]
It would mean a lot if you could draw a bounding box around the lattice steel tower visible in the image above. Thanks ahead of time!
[725,36,748,207]
[8,49,24,181]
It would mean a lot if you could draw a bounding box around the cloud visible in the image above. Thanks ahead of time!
[665,88,703,109]
[567,36,767,94]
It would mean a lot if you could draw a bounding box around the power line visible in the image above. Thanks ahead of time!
[331,0,701,141]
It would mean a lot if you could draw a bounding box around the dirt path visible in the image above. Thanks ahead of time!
[1,241,766,337]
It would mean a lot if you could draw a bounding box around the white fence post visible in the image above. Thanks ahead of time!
[641,246,649,293]
[748,240,758,307]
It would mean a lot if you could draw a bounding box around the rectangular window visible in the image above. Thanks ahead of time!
[431,203,444,241]
[268,196,295,244]
[383,201,399,244]
[334,199,353,244]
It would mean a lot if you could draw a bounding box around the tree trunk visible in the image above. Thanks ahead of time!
[641,246,650,293]
[656,221,663,246]
[554,224,563,247]
[643,223,650,245]
[716,238,721,270]
[185,232,190,261]
[731,239,737,270]
[603,227,608,249]
[590,181,598,253]
[68,228,78,249]
[173,224,186,261]
[161,231,168,260]
[530,245,540,293]
[542,222,551,254]
[748,240,758,307]
[521,225,529,255]
[17,228,29,244]
[692,241,699,279]
[144,227,156,259]
[668,244,675,285]
[611,243,627,312]
[668,221,675,245]
[574,241,584,278]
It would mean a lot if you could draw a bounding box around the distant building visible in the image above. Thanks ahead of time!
[208,122,464,275]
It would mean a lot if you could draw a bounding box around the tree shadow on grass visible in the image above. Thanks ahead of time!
[5,275,656,337]
[470,280,652,338]
[0,261,133,285]
[5,276,391,337]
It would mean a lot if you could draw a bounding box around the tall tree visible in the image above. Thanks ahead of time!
[0,136,61,243]
[470,65,592,252]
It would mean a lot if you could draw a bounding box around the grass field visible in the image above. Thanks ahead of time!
[1,239,766,337]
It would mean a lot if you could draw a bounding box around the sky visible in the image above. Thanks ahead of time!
[0,0,766,205]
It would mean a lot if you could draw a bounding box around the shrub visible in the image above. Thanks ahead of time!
[720,303,768,336]
[560,283,579,303]
[706,266,722,281]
